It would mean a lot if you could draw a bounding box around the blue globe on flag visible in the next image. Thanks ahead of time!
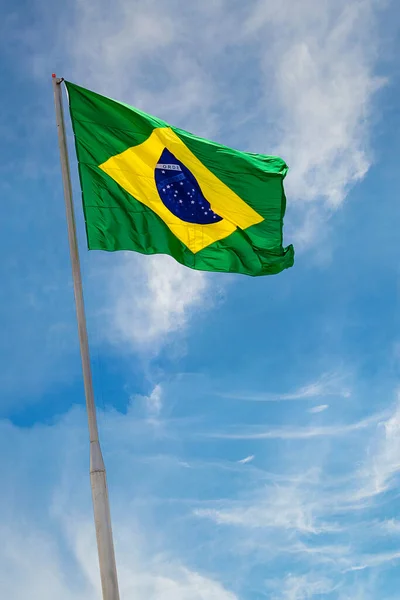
[154,148,222,225]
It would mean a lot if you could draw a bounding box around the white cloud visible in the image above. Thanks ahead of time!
[271,573,335,600]
[131,383,164,417]
[145,384,163,416]
[92,253,208,352]
[133,568,238,600]
[237,455,255,464]
[195,474,336,535]
[221,371,351,402]
[380,519,400,534]
[209,411,380,440]
[309,404,329,414]
[63,1,220,135]
[245,0,383,247]
[347,549,400,572]
[0,524,91,600]
[1,380,399,600]
[356,396,400,499]
[0,519,239,600]
[281,372,351,401]
[189,394,400,596]
[0,410,238,600]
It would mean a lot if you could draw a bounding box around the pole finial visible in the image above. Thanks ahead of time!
[52,73,56,78]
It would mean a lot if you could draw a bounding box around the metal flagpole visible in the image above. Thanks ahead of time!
[52,73,120,600]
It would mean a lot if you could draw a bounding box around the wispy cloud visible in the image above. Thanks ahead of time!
[309,404,329,414]
[269,573,336,600]
[208,411,381,440]
[1,378,398,599]
[189,395,400,589]
[195,479,337,535]
[347,549,400,572]
[355,395,400,500]
[221,371,351,402]
[380,519,400,534]
[237,455,255,465]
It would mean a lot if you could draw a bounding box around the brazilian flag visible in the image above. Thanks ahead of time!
[65,81,294,276]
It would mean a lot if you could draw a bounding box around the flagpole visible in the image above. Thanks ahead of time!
[52,74,120,600]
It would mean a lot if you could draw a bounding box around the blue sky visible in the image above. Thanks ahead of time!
[1,0,400,598]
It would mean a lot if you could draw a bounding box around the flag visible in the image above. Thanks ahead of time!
[65,81,294,277]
